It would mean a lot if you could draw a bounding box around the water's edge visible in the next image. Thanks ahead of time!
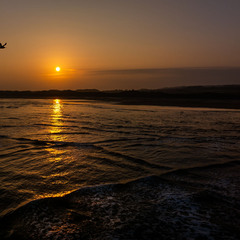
[1,160,239,240]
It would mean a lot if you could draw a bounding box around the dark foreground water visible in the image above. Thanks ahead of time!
[0,99,239,239]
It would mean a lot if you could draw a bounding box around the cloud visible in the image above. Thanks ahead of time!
[86,67,240,76]
[81,67,240,89]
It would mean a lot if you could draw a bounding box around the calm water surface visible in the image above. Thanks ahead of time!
[0,99,240,216]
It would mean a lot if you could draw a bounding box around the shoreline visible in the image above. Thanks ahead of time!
[114,98,240,109]
[1,85,240,109]
[1,160,239,240]
[1,96,240,110]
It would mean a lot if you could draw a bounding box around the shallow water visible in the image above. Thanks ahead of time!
[0,99,239,239]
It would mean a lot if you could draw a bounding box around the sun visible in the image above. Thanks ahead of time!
[56,67,61,72]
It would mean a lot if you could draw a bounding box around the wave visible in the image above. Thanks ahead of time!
[0,136,99,150]
[42,131,91,135]
[89,155,150,173]
[1,161,239,240]
[34,123,80,129]
[100,147,171,170]
[162,159,240,177]
[5,117,19,120]
[93,137,158,144]
[20,138,101,150]
[0,135,171,171]
[0,125,19,128]
[5,106,19,109]
[0,135,9,139]
[82,126,133,134]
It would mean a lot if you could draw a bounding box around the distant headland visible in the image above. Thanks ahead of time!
[1,85,240,109]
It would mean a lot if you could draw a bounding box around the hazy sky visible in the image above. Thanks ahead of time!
[1,0,240,90]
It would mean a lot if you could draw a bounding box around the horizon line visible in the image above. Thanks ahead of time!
[1,84,240,92]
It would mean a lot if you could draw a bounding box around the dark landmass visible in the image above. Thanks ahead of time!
[1,85,240,109]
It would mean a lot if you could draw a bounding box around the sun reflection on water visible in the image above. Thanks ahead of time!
[50,99,63,136]
[47,99,65,163]
[55,99,60,104]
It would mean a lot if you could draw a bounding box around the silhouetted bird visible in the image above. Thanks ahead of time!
[0,43,7,49]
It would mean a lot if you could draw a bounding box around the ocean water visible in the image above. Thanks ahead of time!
[0,99,239,239]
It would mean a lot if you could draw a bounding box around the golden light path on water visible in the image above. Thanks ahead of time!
[49,99,64,163]
[50,99,63,137]
[37,99,73,199]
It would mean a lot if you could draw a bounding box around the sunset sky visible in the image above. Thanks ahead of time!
[1,0,240,90]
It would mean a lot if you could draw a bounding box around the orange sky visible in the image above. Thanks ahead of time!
[1,0,240,90]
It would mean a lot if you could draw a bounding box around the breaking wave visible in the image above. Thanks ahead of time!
[1,161,239,240]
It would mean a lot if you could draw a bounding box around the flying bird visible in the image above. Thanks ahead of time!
[0,43,7,49]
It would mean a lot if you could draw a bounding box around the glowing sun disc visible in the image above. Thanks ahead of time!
[56,67,61,72]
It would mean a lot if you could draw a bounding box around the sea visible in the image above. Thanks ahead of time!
[0,99,239,240]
